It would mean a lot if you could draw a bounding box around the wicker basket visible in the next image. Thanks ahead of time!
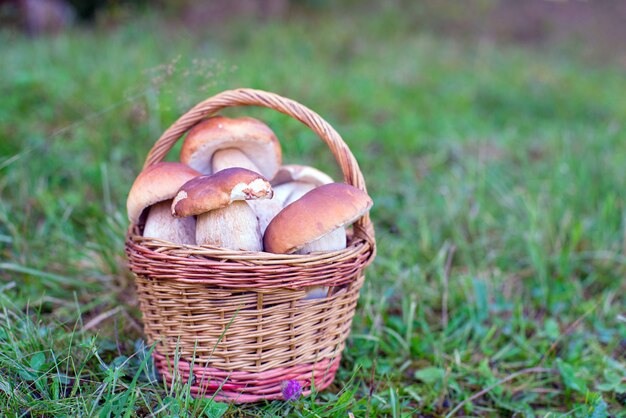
[125,88,376,402]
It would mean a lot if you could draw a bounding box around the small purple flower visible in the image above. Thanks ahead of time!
[281,379,303,401]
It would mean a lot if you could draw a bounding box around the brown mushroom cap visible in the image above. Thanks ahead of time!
[171,167,273,217]
[126,162,201,224]
[263,183,373,254]
[180,116,282,178]
[271,164,333,186]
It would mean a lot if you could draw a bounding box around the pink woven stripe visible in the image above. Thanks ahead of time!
[153,352,340,402]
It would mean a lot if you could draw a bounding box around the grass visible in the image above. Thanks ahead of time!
[1,4,626,416]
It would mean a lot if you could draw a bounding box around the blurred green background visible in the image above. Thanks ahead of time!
[1,0,625,416]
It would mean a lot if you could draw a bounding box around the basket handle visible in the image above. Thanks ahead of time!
[143,88,375,247]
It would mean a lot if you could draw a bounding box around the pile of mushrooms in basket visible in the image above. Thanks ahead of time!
[127,116,373,298]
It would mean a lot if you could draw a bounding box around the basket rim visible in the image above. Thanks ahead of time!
[126,225,373,289]
[127,224,371,262]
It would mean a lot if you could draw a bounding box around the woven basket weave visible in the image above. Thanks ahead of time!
[125,88,376,402]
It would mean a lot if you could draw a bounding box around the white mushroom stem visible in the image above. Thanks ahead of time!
[248,199,283,236]
[272,183,295,206]
[296,227,346,254]
[302,286,329,301]
[250,181,316,237]
[296,227,346,300]
[212,148,283,235]
[274,182,316,207]
[212,148,262,174]
[196,201,262,251]
[143,200,196,245]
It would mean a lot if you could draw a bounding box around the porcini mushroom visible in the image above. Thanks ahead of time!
[126,162,200,244]
[248,198,284,237]
[179,116,282,179]
[272,164,334,207]
[271,164,334,187]
[264,183,373,300]
[171,167,273,251]
[180,116,283,236]
[252,165,336,236]
[263,183,373,255]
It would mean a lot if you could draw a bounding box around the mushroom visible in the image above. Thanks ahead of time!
[126,162,200,244]
[180,115,283,235]
[248,198,284,237]
[263,183,373,255]
[271,164,334,207]
[179,116,282,179]
[264,183,373,300]
[171,168,273,251]
[271,164,334,187]
[253,164,336,236]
